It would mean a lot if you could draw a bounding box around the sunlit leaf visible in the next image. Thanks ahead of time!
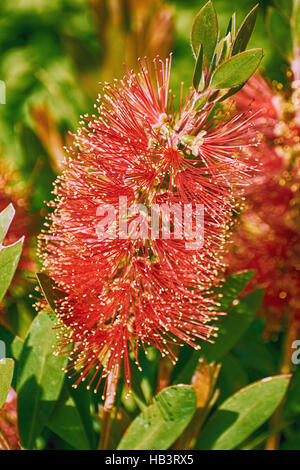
[117,385,196,450]
[191,1,218,66]
[211,49,263,89]
[196,375,290,450]
[17,312,67,449]
[0,358,14,408]
[0,204,15,245]
[232,4,259,55]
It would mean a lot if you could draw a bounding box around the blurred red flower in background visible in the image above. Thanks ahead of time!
[227,67,300,334]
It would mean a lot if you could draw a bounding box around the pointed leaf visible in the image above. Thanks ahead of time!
[0,204,15,245]
[232,4,259,55]
[47,386,91,450]
[0,358,14,408]
[226,12,236,39]
[36,272,65,312]
[0,239,23,304]
[191,1,218,66]
[196,375,291,450]
[193,44,204,91]
[117,385,196,450]
[211,49,263,89]
[17,312,67,449]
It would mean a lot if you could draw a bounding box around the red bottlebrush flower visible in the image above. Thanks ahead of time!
[38,57,256,405]
[227,71,300,334]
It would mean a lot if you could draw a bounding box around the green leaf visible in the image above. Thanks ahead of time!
[232,4,259,55]
[117,385,196,450]
[0,204,24,304]
[203,289,263,363]
[36,272,65,313]
[0,239,23,304]
[193,44,204,91]
[211,49,263,89]
[267,7,292,59]
[47,386,91,450]
[226,12,236,39]
[216,271,255,312]
[66,380,97,450]
[191,1,219,66]
[284,364,300,417]
[196,375,291,450]
[0,204,15,244]
[17,312,68,449]
[0,358,14,408]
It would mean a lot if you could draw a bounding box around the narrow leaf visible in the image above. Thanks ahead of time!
[193,44,204,91]
[0,239,23,304]
[191,1,218,66]
[211,49,263,89]
[0,204,15,245]
[17,312,67,449]
[117,385,196,450]
[196,375,291,450]
[0,358,14,408]
[47,386,91,450]
[232,4,259,55]
[36,272,65,312]
[226,12,236,39]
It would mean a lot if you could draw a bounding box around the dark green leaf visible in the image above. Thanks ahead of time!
[232,4,259,55]
[202,289,263,363]
[47,386,91,450]
[0,358,14,408]
[193,44,204,91]
[216,271,255,311]
[197,375,291,450]
[17,312,68,449]
[66,381,97,450]
[191,1,219,66]
[211,49,263,89]
[117,386,196,450]
[36,272,65,312]
[284,364,300,417]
